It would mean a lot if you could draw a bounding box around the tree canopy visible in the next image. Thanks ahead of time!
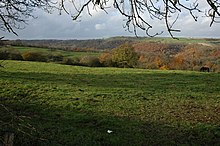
[0,0,220,38]
[112,43,139,67]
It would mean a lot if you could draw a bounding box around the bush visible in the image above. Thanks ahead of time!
[80,56,101,67]
[22,51,48,62]
[9,52,23,60]
[62,57,81,66]
[72,57,81,65]
[159,65,169,70]
[111,43,139,68]
[0,48,23,60]
[0,49,9,60]
[99,52,114,67]
[48,54,64,62]
[63,58,73,65]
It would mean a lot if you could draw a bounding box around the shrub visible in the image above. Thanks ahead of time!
[62,57,81,66]
[9,52,23,60]
[213,65,220,73]
[48,54,64,62]
[111,43,139,68]
[22,51,48,62]
[72,57,81,65]
[0,49,9,60]
[63,58,73,65]
[80,56,101,67]
[0,48,23,60]
[159,65,169,70]
[99,52,114,67]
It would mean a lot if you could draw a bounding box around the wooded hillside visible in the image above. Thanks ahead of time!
[1,37,220,72]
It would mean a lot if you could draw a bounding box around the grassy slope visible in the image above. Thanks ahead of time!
[108,36,220,45]
[0,61,220,145]
[13,46,101,58]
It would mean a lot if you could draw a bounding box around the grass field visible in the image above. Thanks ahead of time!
[0,60,220,145]
[13,46,101,58]
[129,36,220,45]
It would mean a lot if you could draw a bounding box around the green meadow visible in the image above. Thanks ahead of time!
[13,46,101,58]
[0,60,220,145]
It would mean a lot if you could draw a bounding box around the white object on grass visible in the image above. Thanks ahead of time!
[107,130,113,134]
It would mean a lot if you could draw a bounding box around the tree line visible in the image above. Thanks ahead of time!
[1,42,219,72]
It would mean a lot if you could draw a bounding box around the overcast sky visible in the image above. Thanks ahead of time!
[2,1,220,40]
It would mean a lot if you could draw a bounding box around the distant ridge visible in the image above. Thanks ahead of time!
[2,37,220,51]
[3,37,138,50]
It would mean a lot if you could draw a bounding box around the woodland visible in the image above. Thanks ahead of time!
[1,37,220,72]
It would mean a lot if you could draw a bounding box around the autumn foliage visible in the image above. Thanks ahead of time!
[22,51,47,62]
[80,56,101,67]
[99,42,220,72]
[1,39,220,72]
[99,52,114,67]
[111,43,139,68]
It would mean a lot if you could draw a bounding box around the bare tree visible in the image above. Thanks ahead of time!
[63,0,220,38]
[0,0,220,38]
[0,0,56,36]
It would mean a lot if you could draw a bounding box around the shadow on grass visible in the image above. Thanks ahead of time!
[1,101,220,146]
[1,70,220,145]
[1,70,220,91]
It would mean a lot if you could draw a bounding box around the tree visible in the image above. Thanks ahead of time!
[0,0,55,35]
[67,0,220,38]
[1,0,220,38]
[111,43,138,68]
[80,56,101,67]
[22,51,48,62]
[99,52,114,67]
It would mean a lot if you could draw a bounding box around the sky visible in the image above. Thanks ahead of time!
[1,1,220,40]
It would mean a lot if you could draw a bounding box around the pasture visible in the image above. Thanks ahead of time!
[0,60,220,145]
[13,46,101,58]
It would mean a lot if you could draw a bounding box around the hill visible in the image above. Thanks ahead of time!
[1,37,220,72]
[2,37,138,51]
[2,37,220,51]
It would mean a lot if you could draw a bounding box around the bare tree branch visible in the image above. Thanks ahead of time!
[206,0,220,26]
[0,0,219,37]
[0,0,56,35]
[65,0,220,38]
